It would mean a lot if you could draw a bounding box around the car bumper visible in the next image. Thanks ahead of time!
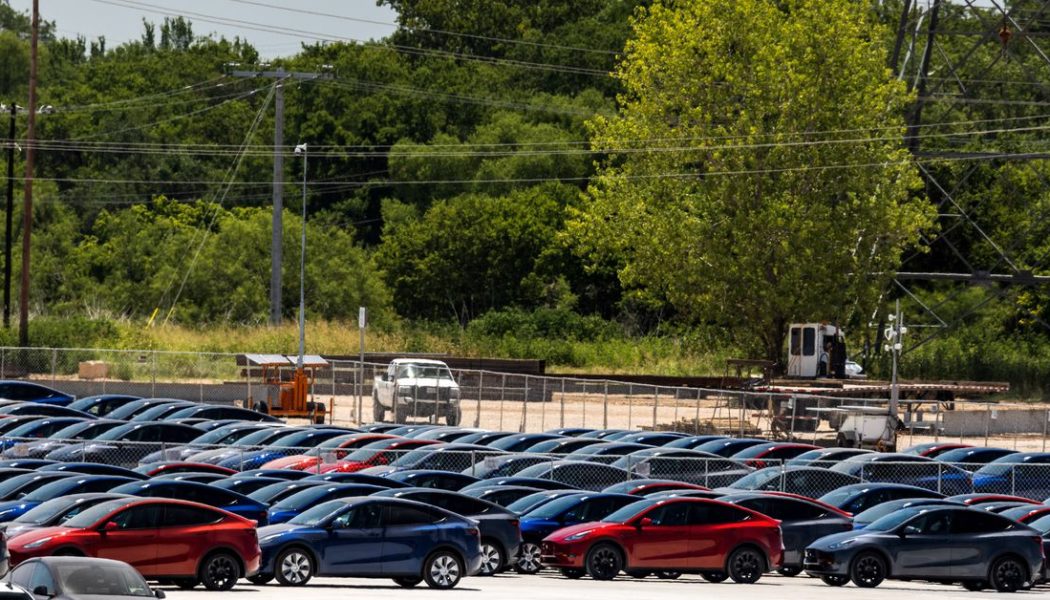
[540,541,585,569]
[802,549,848,576]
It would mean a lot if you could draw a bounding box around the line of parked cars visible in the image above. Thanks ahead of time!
[0,381,1045,594]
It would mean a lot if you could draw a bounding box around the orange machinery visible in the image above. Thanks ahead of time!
[245,353,330,424]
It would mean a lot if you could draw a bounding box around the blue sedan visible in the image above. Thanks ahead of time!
[255,497,483,588]
[266,483,387,524]
[109,479,269,524]
[0,474,135,521]
[973,452,1050,499]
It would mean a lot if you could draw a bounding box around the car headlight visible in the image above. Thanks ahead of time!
[260,533,284,542]
[826,539,857,551]
[23,537,52,549]
[564,530,593,542]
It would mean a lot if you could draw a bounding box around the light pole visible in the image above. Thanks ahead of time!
[883,299,908,450]
[293,143,307,370]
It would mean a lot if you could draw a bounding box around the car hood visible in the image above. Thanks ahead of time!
[396,378,458,387]
[261,455,318,470]
[358,466,395,475]
[258,522,316,544]
[1,523,40,538]
[520,518,560,535]
[806,530,875,550]
[541,521,609,542]
[7,525,77,548]
[320,461,369,473]
[185,448,241,464]
[0,500,36,521]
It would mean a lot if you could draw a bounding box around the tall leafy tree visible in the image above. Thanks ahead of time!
[571,0,934,361]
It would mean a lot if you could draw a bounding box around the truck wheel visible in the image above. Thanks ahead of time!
[446,407,462,426]
[373,394,385,422]
[393,403,408,424]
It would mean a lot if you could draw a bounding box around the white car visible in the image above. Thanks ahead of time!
[372,359,462,425]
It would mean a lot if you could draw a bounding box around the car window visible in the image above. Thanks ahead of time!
[162,505,222,526]
[28,563,55,595]
[646,503,690,526]
[108,505,161,530]
[950,510,1015,534]
[693,503,749,524]
[384,504,440,526]
[345,503,383,528]
[9,564,35,591]
[907,511,951,534]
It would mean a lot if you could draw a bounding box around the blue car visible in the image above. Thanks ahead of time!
[66,394,142,417]
[0,381,75,406]
[255,497,483,588]
[850,498,960,529]
[819,483,945,515]
[514,491,640,574]
[213,476,287,496]
[216,428,354,471]
[938,447,1018,472]
[0,474,135,521]
[830,453,972,495]
[108,479,269,524]
[266,483,387,524]
[973,452,1050,499]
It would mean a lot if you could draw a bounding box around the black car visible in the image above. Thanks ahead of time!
[65,395,142,417]
[460,485,544,507]
[44,423,203,465]
[786,447,873,468]
[504,489,588,516]
[301,472,410,487]
[526,438,605,455]
[722,466,860,498]
[384,470,479,491]
[463,454,552,479]
[804,506,1043,591]
[163,405,282,423]
[8,556,164,599]
[459,476,578,492]
[720,492,853,575]
[487,434,565,453]
[610,448,751,487]
[514,461,631,491]
[818,483,945,515]
[39,463,145,479]
[565,442,651,463]
[212,476,287,496]
[374,487,521,575]
[5,420,127,459]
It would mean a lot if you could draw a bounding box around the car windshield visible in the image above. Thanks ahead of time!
[288,500,347,526]
[523,494,585,519]
[191,426,255,445]
[1027,514,1050,534]
[55,562,153,596]
[977,456,1026,476]
[318,435,359,450]
[601,500,655,523]
[853,501,908,524]
[730,445,777,459]
[514,464,552,478]
[94,425,138,441]
[787,449,823,463]
[727,469,779,489]
[234,428,291,447]
[274,486,347,510]
[63,499,135,528]
[390,448,436,467]
[6,420,63,437]
[507,493,564,515]
[50,422,108,439]
[865,507,924,531]
[819,488,859,507]
[397,364,454,380]
[12,497,79,524]
[22,479,83,502]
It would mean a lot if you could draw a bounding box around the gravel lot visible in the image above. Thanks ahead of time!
[160,572,1021,600]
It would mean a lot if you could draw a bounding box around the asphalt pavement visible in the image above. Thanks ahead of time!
[160,572,1009,600]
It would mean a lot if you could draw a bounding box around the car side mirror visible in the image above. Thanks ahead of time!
[899,525,919,538]
[102,521,119,532]
[32,586,51,597]
[637,517,653,528]
[154,590,166,599]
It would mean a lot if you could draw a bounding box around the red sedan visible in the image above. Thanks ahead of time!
[541,497,782,582]
[7,497,260,591]
[317,438,438,473]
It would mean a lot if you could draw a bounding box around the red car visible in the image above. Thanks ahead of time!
[730,442,821,469]
[260,433,401,471]
[540,497,782,582]
[7,497,260,591]
[902,442,971,458]
[318,438,438,473]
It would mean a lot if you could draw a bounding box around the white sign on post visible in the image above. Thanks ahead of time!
[359,306,367,329]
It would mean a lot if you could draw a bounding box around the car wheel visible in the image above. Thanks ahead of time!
[174,578,198,590]
[850,552,887,589]
[962,580,989,592]
[584,543,623,581]
[479,541,504,576]
[990,556,1027,593]
[200,552,241,591]
[561,568,586,579]
[424,550,464,589]
[727,547,765,584]
[393,403,408,424]
[247,573,273,585]
[393,577,422,588]
[275,547,315,586]
[821,574,850,587]
[701,572,728,583]
[655,571,681,579]
[446,407,461,427]
[373,394,385,422]
[515,542,543,574]
[627,570,651,579]
[777,567,801,577]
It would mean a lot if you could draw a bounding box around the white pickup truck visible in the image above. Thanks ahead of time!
[372,358,462,425]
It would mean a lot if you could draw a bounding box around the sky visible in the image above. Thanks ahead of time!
[6,0,399,58]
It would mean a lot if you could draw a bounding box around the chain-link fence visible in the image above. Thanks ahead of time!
[0,346,1047,452]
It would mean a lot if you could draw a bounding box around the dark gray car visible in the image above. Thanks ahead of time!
[7,556,164,599]
[804,506,1043,592]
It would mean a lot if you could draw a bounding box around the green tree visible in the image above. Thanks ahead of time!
[571,0,934,362]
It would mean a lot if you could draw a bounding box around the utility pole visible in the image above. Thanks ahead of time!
[228,67,331,325]
[4,103,16,329]
[19,0,39,347]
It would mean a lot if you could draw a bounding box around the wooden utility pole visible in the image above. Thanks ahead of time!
[4,103,15,329]
[19,0,39,346]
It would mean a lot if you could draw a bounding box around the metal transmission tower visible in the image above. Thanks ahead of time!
[228,66,331,325]
[887,0,1050,353]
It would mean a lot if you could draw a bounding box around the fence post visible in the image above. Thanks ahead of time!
[1043,410,1048,453]
[474,371,483,429]
[581,382,587,429]
[695,389,702,435]
[937,463,942,495]
[498,374,506,431]
[559,378,565,429]
[602,381,609,430]
[50,348,57,385]
[520,376,529,433]
[780,460,786,492]
[540,378,547,432]
[151,351,157,397]
[652,387,659,430]
[984,403,991,447]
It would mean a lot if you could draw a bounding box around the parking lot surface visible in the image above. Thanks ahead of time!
[160,573,1006,600]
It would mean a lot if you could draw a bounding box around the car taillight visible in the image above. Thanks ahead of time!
[466,528,480,538]
[510,520,520,528]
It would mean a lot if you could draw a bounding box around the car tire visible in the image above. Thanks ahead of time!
[989,556,1028,593]
[584,543,623,581]
[821,574,850,587]
[373,394,385,422]
[393,577,422,588]
[515,542,543,574]
[479,540,504,576]
[393,403,407,424]
[561,568,586,579]
[200,551,241,591]
[777,567,801,577]
[626,570,651,578]
[423,550,464,590]
[727,547,765,584]
[701,572,728,583]
[174,578,198,590]
[247,573,273,585]
[655,571,681,579]
[275,547,315,586]
[850,552,887,589]
[446,407,461,427]
[962,580,989,592]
